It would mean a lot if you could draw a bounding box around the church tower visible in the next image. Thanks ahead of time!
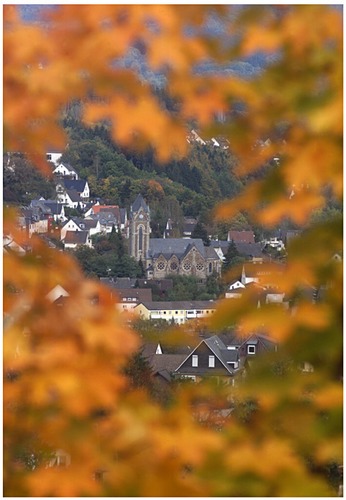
[129,194,150,262]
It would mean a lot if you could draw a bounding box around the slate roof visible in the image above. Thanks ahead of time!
[100,277,137,289]
[149,354,187,375]
[131,194,149,214]
[117,288,153,302]
[63,179,87,192]
[148,238,206,259]
[64,231,89,244]
[138,300,217,311]
[55,162,78,174]
[235,242,264,258]
[66,189,81,202]
[43,201,64,215]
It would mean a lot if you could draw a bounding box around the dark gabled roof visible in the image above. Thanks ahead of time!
[235,242,264,258]
[117,288,153,302]
[210,240,229,253]
[43,201,64,215]
[175,335,239,375]
[63,179,87,192]
[205,245,220,259]
[66,189,81,202]
[148,238,205,259]
[64,230,89,244]
[114,277,137,289]
[150,354,187,375]
[131,194,149,214]
[137,300,217,311]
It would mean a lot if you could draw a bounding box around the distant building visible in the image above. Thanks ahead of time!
[129,194,221,280]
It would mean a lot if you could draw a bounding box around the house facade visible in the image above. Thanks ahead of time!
[175,335,243,383]
[134,300,217,324]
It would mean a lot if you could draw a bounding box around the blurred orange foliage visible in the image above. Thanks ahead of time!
[4,5,342,496]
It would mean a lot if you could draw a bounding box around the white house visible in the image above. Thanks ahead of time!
[46,151,63,166]
[53,162,79,179]
[63,230,92,249]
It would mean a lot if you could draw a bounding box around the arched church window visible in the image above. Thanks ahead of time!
[170,261,178,271]
[139,226,143,251]
[157,261,165,271]
[183,261,191,271]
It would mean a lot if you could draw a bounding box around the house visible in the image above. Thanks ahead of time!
[60,217,101,240]
[88,211,122,234]
[134,300,217,324]
[225,280,245,299]
[63,230,92,249]
[91,205,128,231]
[46,284,70,303]
[41,201,67,223]
[174,335,245,383]
[210,240,265,264]
[129,194,220,278]
[18,207,49,237]
[56,179,90,200]
[227,230,255,244]
[46,151,63,166]
[183,217,198,238]
[58,189,85,209]
[3,235,26,255]
[52,162,79,179]
[237,333,278,358]
[115,288,153,313]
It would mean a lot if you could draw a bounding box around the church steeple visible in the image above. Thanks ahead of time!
[129,194,150,262]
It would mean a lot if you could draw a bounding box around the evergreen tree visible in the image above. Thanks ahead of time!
[191,220,210,246]
[222,240,242,272]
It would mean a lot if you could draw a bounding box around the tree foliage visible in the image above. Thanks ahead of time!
[4,5,342,497]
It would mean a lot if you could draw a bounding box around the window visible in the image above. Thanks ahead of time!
[138,226,143,251]
[247,345,256,354]
[208,355,215,368]
[157,261,165,271]
[192,355,198,367]
[170,261,178,271]
[183,261,191,271]
[196,262,204,271]
[208,262,212,273]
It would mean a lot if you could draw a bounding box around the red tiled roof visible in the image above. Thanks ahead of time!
[228,230,255,244]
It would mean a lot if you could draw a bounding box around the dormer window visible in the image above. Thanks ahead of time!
[247,345,256,354]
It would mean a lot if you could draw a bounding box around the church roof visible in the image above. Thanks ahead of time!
[148,238,206,259]
[131,194,149,213]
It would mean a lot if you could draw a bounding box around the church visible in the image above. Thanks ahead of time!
[129,194,222,280]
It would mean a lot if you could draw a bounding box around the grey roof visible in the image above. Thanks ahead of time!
[149,354,187,374]
[235,242,264,258]
[138,300,217,311]
[210,240,229,253]
[175,335,240,375]
[63,179,87,192]
[69,217,98,230]
[131,194,149,214]
[43,201,64,215]
[64,231,89,244]
[148,238,206,259]
[117,288,153,302]
[205,245,220,259]
[66,189,81,202]
[90,212,119,225]
[204,336,239,365]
